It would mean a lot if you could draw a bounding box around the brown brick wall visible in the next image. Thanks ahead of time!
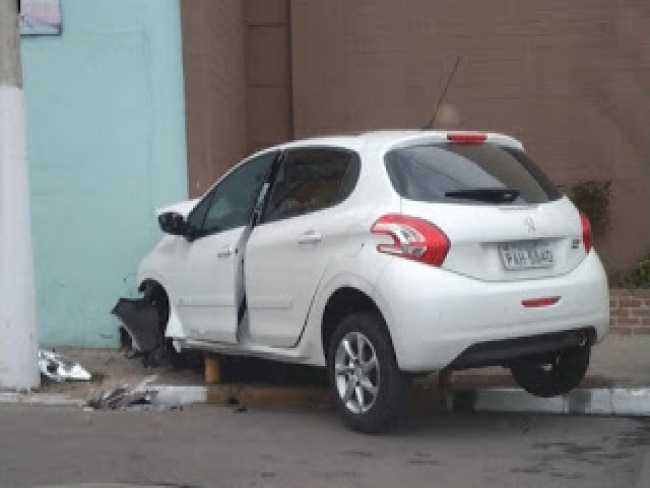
[245,0,293,153]
[180,1,650,275]
[290,0,650,275]
[181,0,248,197]
[181,0,292,197]
[610,289,650,334]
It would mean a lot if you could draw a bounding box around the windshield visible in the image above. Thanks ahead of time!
[385,143,561,205]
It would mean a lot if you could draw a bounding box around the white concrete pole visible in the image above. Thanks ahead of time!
[0,0,40,389]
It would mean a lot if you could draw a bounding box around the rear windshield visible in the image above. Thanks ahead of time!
[385,143,561,205]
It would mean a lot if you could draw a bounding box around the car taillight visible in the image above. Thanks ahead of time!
[580,212,593,253]
[447,133,487,143]
[370,214,450,266]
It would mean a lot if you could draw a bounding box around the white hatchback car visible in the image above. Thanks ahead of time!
[121,131,609,432]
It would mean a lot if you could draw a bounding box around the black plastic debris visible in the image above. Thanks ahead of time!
[112,297,204,370]
[112,298,161,354]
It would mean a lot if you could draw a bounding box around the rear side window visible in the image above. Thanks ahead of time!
[385,143,561,205]
[263,148,360,223]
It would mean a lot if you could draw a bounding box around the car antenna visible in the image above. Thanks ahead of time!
[424,56,462,129]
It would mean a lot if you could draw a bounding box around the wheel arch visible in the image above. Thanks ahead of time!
[321,286,394,360]
[138,277,164,295]
[136,277,186,339]
[137,278,170,324]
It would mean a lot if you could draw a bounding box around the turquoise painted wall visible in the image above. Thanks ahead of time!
[21,0,188,347]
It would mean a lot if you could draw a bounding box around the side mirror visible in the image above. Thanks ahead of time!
[158,212,188,236]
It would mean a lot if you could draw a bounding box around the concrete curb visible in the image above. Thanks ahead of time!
[0,391,83,407]
[452,387,650,417]
[151,385,208,405]
[3,385,650,417]
[109,384,650,417]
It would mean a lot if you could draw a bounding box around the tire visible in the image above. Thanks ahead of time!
[327,312,409,433]
[509,346,591,398]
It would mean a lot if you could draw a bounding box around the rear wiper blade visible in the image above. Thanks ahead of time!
[444,188,520,203]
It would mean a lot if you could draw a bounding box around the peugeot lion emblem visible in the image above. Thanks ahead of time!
[524,217,536,233]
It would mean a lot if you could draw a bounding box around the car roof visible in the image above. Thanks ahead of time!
[248,130,524,160]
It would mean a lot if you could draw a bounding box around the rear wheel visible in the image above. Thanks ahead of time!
[327,312,409,433]
[510,346,590,398]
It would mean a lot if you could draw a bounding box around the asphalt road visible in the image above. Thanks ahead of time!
[0,404,648,488]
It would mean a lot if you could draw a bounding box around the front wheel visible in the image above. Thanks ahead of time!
[327,312,409,433]
[510,346,591,398]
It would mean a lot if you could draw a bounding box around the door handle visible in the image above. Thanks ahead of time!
[298,230,322,244]
[217,245,233,258]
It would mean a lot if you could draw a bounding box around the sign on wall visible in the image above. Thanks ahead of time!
[20,0,62,36]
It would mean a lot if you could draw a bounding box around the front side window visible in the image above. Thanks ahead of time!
[385,143,561,205]
[262,148,360,223]
[188,152,276,237]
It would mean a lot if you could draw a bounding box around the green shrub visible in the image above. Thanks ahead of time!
[620,253,650,289]
[565,180,612,239]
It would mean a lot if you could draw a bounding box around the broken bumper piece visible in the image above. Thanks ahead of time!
[112,297,161,354]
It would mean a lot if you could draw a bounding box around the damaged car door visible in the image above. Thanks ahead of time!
[244,148,361,347]
[170,152,276,343]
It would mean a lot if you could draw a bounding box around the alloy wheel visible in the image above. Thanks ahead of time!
[334,331,380,414]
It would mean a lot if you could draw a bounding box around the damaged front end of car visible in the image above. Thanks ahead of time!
[113,280,202,370]
[113,198,203,369]
[112,283,172,368]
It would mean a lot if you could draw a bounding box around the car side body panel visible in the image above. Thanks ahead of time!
[297,241,399,367]
[245,205,368,348]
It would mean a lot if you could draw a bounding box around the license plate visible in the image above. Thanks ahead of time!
[499,241,554,270]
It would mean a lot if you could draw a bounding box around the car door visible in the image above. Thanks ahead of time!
[169,152,276,343]
[245,147,361,347]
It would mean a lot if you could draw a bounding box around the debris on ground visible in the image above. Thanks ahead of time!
[85,387,159,411]
[38,349,92,382]
[84,375,182,411]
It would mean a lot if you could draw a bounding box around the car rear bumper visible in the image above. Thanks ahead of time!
[373,251,609,372]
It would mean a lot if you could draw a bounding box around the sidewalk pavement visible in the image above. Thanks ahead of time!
[1,334,649,416]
